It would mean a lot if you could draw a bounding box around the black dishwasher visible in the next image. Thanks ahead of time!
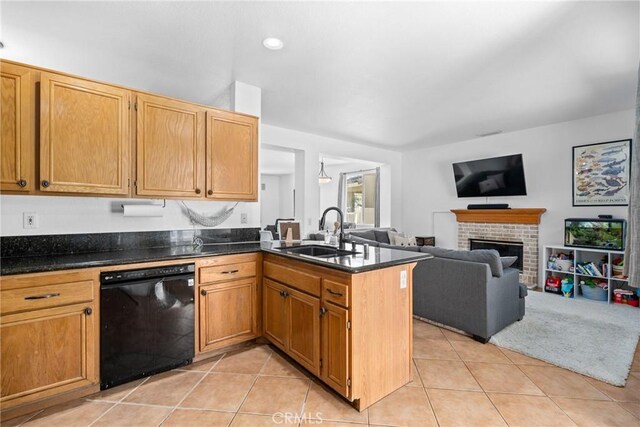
[100,263,195,389]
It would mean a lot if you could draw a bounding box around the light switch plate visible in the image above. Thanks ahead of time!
[400,270,407,289]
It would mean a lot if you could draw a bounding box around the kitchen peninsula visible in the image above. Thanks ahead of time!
[0,229,430,419]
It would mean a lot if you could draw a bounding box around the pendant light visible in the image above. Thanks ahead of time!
[318,160,332,184]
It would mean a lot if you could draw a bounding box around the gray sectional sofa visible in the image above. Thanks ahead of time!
[344,228,527,342]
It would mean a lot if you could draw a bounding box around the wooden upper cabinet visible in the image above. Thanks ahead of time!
[40,72,130,194]
[136,93,205,198]
[206,110,258,201]
[1,62,34,192]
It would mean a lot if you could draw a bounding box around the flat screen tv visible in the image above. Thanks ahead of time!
[453,154,527,197]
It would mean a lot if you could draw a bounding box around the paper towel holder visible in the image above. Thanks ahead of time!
[121,199,167,217]
[121,199,166,210]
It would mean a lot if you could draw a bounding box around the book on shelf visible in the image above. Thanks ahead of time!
[576,262,603,277]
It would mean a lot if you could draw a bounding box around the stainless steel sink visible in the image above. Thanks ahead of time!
[276,245,358,258]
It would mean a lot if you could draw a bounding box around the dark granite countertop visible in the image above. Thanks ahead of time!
[261,241,431,273]
[0,242,263,276]
[0,240,431,276]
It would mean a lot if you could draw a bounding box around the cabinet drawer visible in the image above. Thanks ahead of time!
[264,261,321,297]
[200,261,256,283]
[322,280,349,308]
[1,281,95,315]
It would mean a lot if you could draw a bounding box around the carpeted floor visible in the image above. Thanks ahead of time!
[490,291,640,386]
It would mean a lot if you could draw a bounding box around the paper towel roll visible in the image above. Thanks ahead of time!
[122,205,164,217]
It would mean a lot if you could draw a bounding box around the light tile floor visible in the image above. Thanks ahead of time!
[6,318,640,427]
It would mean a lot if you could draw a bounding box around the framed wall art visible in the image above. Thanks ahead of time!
[573,139,632,206]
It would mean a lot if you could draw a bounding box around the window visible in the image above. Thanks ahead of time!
[342,169,379,228]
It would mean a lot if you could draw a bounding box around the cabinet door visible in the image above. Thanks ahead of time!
[288,287,320,375]
[40,73,130,194]
[199,278,257,353]
[0,303,97,409]
[321,303,350,398]
[1,62,33,192]
[136,93,205,198]
[206,110,258,200]
[263,279,288,351]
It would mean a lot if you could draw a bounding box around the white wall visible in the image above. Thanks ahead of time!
[279,174,295,219]
[0,196,259,236]
[261,124,403,236]
[260,175,281,229]
[402,110,634,253]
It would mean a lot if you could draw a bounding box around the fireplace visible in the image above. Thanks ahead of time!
[469,238,524,272]
[451,208,547,287]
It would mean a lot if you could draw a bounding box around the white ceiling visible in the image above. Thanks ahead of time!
[2,1,638,150]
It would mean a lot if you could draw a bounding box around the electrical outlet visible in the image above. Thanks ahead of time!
[23,212,38,229]
[400,270,407,289]
[240,213,248,224]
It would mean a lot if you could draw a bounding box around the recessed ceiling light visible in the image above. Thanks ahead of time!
[262,37,283,50]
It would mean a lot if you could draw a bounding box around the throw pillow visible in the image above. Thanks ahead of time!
[387,230,400,245]
[394,235,417,246]
[501,256,518,269]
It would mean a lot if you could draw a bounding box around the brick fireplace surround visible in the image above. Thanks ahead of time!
[451,209,547,287]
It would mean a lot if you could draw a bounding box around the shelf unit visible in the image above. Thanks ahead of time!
[543,245,628,304]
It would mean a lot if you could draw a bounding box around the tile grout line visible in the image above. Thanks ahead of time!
[459,358,510,426]
[297,377,312,424]
[420,385,441,427]
[155,352,228,426]
[87,376,152,427]
[13,409,43,427]
[228,347,274,425]
[446,336,513,425]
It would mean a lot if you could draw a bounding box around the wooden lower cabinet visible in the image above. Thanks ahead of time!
[0,269,99,418]
[199,278,258,352]
[263,254,414,411]
[196,253,261,354]
[263,279,288,350]
[287,287,320,375]
[263,278,321,376]
[321,302,350,398]
[1,303,97,407]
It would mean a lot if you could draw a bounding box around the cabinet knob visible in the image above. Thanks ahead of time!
[41,180,50,188]
[84,307,93,316]
[207,190,213,196]
[283,290,289,298]
[201,289,207,296]
[195,188,201,194]
[320,307,327,316]
[17,179,27,188]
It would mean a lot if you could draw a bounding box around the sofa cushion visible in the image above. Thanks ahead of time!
[373,229,391,244]
[419,246,504,277]
[348,230,377,242]
[501,256,518,269]
[350,235,380,246]
[379,243,420,251]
